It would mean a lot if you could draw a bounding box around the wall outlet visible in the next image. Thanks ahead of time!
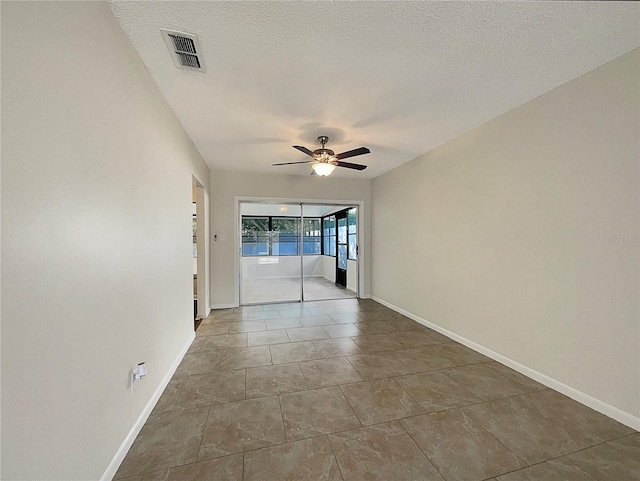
[130,362,147,393]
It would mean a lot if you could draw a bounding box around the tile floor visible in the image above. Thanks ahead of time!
[242,277,355,304]
[115,299,639,481]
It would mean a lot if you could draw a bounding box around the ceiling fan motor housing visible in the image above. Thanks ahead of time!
[313,136,335,162]
[313,148,336,162]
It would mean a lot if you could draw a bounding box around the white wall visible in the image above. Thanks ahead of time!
[372,49,640,426]
[242,255,324,280]
[210,171,371,307]
[322,255,337,283]
[1,3,210,480]
[347,259,357,291]
[319,256,357,291]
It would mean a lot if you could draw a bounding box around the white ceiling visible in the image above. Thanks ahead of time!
[109,1,639,179]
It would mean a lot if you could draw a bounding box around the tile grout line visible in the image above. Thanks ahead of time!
[275,394,289,444]
[395,418,449,481]
[324,434,347,481]
[337,383,364,428]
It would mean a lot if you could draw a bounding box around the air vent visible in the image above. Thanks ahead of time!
[161,29,205,72]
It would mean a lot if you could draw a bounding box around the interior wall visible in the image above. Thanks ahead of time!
[210,170,371,307]
[1,2,210,480]
[242,255,324,280]
[347,259,357,291]
[371,49,640,424]
[322,256,337,283]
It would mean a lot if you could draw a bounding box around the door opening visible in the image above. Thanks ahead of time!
[238,201,359,305]
[192,186,199,327]
[192,178,207,329]
[335,210,347,288]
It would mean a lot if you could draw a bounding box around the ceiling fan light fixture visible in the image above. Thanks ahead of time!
[312,162,336,177]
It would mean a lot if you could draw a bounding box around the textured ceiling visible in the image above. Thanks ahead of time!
[109,1,639,179]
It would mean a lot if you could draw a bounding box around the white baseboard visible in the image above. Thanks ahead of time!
[100,332,195,481]
[211,303,237,310]
[371,296,640,431]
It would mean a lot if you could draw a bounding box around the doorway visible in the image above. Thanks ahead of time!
[192,178,207,326]
[239,201,359,305]
[335,210,347,288]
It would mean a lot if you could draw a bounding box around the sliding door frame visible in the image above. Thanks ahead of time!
[235,197,364,307]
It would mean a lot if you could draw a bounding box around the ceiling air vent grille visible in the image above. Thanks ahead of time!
[161,29,205,72]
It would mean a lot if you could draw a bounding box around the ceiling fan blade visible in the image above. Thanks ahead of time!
[335,147,370,160]
[292,145,314,157]
[335,161,367,170]
[272,160,314,166]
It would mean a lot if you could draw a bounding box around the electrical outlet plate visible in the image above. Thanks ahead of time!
[130,363,146,393]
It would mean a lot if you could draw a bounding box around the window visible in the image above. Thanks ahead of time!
[348,208,357,260]
[271,217,300,255]
[242,217,269,256]
[322,216,336,256]
[303,218,321,254]
[241,216,322,256]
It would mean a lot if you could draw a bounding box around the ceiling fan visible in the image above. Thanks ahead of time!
[272,136,370,176]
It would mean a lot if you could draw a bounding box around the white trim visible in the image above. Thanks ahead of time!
[211,303,237,310]
[100,332,195,481]
[372,296,640,431]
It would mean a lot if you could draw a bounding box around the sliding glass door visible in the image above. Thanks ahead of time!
[239,202,358,305]
[240,203,302,304]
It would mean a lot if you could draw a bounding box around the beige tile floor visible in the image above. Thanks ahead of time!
[115,299,639,481]
[242,277,356,304]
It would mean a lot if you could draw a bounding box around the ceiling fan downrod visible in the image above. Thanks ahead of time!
[317,136,329,148]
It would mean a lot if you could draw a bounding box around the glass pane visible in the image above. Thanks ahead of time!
[303,218,321,255]
[348,208,356,234]
[304,218,320,234]
[304,239,321,254]
[242,216,269,256]
[243,216,268,233]
[323,216,335,236]
[348,234,357,259]
[338,217,347,244]
[338,245,347,269]
[329,237,336,256]
[272,217,299,256]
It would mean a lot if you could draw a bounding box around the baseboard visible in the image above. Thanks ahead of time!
[100,331,195,481]
[211,303,237,310]
[371,296,640,431]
